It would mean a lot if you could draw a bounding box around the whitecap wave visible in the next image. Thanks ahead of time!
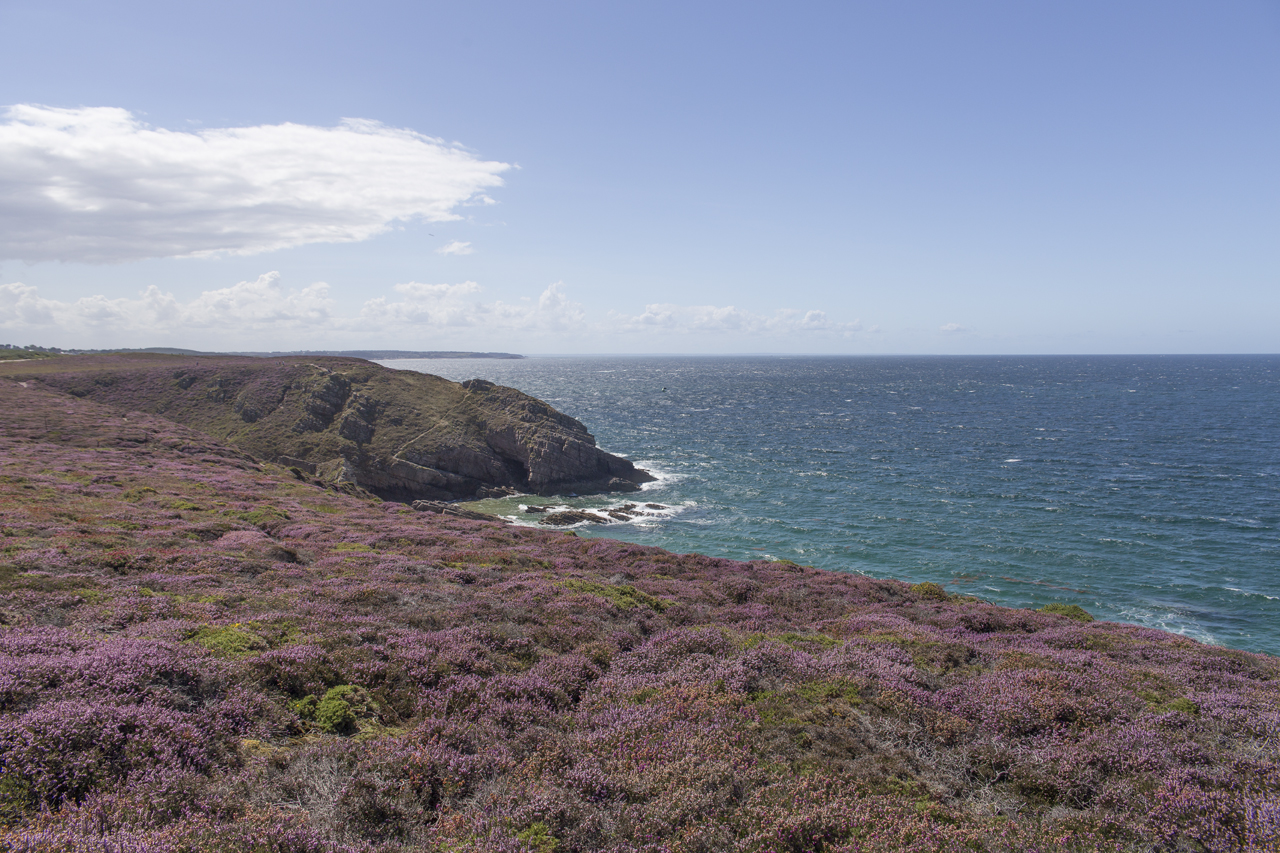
[635,460,688,488]
[1115,606,1219,647]
[1224,587,1280,601]
[501,499,694,530]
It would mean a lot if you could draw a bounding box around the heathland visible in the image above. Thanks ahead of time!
[0,357,1276,852]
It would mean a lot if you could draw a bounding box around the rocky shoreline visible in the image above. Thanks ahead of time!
[524,501,671,526]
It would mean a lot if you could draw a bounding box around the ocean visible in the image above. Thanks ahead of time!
[380,355,1280,656]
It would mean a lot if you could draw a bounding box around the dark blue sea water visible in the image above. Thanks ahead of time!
[381,356,1280,656]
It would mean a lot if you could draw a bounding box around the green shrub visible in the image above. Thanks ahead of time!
[292,694,319,721]
[1037,603,1094,622]
[315,685,359,734]
[911,581,949,601]
[515,821,558,853]
[190,624,268,658]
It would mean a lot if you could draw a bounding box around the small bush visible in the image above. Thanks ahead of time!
[1038,602,1095,622]
[516,821,558,853]
[190,624,268,658]
[300,685,377,735]
[316,697,355,735]
[292,694,319,721]
[911,581,949,601]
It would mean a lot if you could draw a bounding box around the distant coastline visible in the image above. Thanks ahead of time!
[0,345,524,359]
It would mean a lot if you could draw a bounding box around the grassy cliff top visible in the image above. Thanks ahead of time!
[0,377,1277,852]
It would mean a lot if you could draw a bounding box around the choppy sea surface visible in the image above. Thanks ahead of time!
[380,355,1280,656]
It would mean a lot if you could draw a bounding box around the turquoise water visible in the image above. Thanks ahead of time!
[381,355,1280,656]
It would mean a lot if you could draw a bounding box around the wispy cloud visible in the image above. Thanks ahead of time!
[0,105,509,263]
[435,241,474,256]
[612,304,863,337]
[940,323,965,332]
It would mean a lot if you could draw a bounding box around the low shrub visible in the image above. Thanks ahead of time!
[1039,602,1096,622]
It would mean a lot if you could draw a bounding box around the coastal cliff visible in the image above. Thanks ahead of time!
[2,353,652,501]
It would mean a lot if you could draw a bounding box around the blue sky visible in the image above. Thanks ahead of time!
[0,0,1276,354]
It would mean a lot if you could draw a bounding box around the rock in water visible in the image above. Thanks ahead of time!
[539,509,609,526]
[16,354,655,502]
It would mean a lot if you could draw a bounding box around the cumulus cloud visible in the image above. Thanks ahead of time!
[0,277,860,350]
[0,105,509,263]
[436,241,474,256]
[0,273,334,334]
[360,280,585,332]
[613,303,863,337]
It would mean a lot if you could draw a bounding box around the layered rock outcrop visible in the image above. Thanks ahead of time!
[16,354,653,501]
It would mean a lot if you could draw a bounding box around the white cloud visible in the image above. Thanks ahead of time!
[0,105,509,263]
[940,323,964,332]
[360,280,585,332]
[182,273,335,327]
[436,241,474,256]
[612,303,863,337]
[0,273,334,334]
[0,277,858,350]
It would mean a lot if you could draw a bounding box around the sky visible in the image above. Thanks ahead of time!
[0,0,1276,355]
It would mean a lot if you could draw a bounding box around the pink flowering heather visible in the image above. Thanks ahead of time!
[0,371,1277,852]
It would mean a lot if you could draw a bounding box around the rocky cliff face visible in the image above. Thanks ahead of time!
[16,354,653,501]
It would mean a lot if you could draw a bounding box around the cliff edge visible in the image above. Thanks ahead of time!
[2,353,653,501]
